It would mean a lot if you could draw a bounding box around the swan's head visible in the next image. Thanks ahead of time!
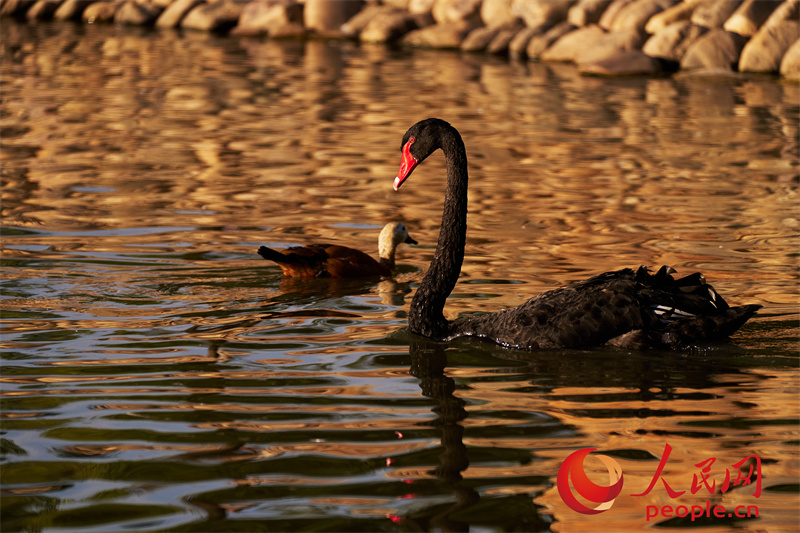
[393,118,453,190]
[378,222,417,259]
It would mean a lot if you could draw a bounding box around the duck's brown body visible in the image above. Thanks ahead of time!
[258,222,416,279]
[258,243,392,278]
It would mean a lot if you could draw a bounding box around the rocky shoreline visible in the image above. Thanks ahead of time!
[3,0,799,78]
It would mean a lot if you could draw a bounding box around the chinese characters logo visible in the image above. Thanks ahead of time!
[556,447,624,514]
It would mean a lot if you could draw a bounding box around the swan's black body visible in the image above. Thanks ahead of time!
[393,118,760,350]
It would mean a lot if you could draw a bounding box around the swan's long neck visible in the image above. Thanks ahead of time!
[409,130,468,339]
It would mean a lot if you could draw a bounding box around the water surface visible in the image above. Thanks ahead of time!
[1,20,798,532]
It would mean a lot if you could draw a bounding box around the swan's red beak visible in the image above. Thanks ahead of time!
[394,140,418,191]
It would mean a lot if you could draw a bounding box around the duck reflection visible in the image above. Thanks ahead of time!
[267,275,414,307]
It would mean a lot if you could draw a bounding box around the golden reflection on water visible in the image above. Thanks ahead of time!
[1,18,798,533]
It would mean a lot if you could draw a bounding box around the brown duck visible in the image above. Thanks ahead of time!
[258,222,417,278]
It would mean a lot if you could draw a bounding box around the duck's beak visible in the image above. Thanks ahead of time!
[394,140,418,190]
[404,235,418,245]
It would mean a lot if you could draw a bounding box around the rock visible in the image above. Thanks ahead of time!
[461,18,523,52]
[181,1,243,32]
[82,1,118,23]
[339,3,384,37]
[1,0,36,17]
[580,49,662,75]
[527,21,576,59]
[155,0,200,27]
[739,20,800,72]
[53,0,94,19]
[360,9,421,42]
[691,0,741,29]
[541,24,606,62]
[408,0,434,15]
[680,28,748,70]
[723,0,782,37]
[432,0,481,26]
[645,0,701,34]
[581,26,646,63]
[461,25,501,52]
[231,0,304,37]
[481,0,515,26]
[643,20,707,60]
[779,37,800,78]
[403,21,475,48]
[512,0,572,28]
[26,0,61,19]
[304,0,363,35]
[487,20,526,54]
[116,0,162,25]
[762,0,800,31]
[598,0,636,29]
[568,0,613,26]
[508,25,545,58]
[606,0,677,33]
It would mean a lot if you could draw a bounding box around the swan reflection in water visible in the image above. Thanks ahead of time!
[401,336,761,530]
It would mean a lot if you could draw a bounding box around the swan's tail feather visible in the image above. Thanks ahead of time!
[661,304,762,348]
[634,265,761,348]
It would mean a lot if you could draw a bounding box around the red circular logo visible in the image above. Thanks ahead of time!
[557,448,624,514]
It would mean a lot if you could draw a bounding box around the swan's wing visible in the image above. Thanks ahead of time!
[449,267,760,350]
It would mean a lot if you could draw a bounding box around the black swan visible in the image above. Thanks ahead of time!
[392,118,761,350]
[258,222,417,278]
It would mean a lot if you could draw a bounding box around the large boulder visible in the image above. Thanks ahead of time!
[231,0,304,37]
[604,0,677,33]
[527,21,576,59]
[568,0,614,26]
[82,1,118,23]
[481,0,515,26]
[155,0,201,27]
[304,0,363,35]
[461,18,523,52]
[461,25,503,52]
[723,0,782,37]
[116,0,162,25]
[1,0,36,17]
[432,0,481,25]
[26,0,61,19]
[408,0,434,15]
[512,0,572,28]
[540,24,606,62]
[761,0,800,31]
[645,0,700,34]
[339,3,384,37]
[181,1,243,32]
[643,19,707,61]
[53,0,95,19]
[599,0,636,29]
[360,9,423,43]
[487,19,526,54]
[690,0,741,29]
[779,37,800,78]
[403,20,476,48]
[680,28,748,70]
[508,25,546,58]
[739,20,800,72]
